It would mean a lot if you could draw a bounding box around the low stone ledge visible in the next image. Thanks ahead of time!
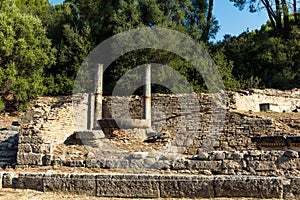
[3,172,286,198]
[96,174,160,198]
[43,173,97,196]
[214,176,283,198]
[17,173,44,191]
[159,175,214,198]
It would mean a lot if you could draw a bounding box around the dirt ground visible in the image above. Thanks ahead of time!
[0,188,281,200]
[0,112,19,129]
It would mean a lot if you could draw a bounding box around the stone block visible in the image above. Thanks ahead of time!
[171,159,188,170]
[68,160,85,167]
[214,176,283,198]
[2,172,14,188]
[17,153,43,165]
[248,161,277,171]
[189,160,222,172]
[18,136,44,144]
[284,178,300,199]
[222,160,242,170]
[18,144,32,153]
[159,175,214,198]
[31,144,52,154]
[17,173,44,191]
[193,152,209,160]
[96,174,160,198]
[129,159,146,169]
[212,151,226,160]
[0,172,5,188]
[42,154,53,166]
[43,173,97,196]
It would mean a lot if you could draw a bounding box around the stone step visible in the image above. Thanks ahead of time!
[12,173,283,199]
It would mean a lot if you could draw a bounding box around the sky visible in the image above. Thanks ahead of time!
[50,0,269,42]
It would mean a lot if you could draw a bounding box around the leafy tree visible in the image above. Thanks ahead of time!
[229,0,300,32]
[0,0,55,111]
[66,0,220,94]
[15,0,51,15]
[218,17,300,90]
[43,2,93,95]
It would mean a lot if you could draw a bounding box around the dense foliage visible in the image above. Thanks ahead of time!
[0,0,299,111]
[0,1,55,110]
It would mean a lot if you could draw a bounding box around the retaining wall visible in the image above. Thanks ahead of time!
[16,93,300,166]
[49,150,300,177]
[0,172,287,199]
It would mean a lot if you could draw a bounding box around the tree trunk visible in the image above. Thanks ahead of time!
[261,0,277,30]
[281,0,290,30]
[202,0,213,42]
[293,0,298,24]
[275,0,283,30]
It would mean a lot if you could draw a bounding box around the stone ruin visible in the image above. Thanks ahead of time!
[1,85,300,198]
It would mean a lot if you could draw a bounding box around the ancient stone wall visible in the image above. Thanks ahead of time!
[17,96,75,166]
[15,91,300,166]
[1,171,297,199]
[230,88,300,112]
[102,94,285,154]
[48,149,300,177]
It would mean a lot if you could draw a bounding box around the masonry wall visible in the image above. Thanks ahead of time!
[102,94,285,154]
[17,96,75,166]
[0,172,287,199]
[231,89,300,112]
[16,91,300,166]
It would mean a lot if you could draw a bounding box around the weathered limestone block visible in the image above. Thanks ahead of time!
[67,160,85,167]
[43,173,97,196]
[18,136,44,144]
[96,174,160,198]
[17,173,44,191]
[17,153,43,165]
[85,159,105,168]
[222,160,243,171]
[211,151,226,160]
[31,144,52,154]
[214,176,283,198]
[189,160,222,172]
[170,159,188,170]
[18,144,32,153]
[195,152,209,160]
[227,151,244,160]
[159,175,214,198]
[2,172,14,188]
[284,178,300,199]
[248,160,277,171]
